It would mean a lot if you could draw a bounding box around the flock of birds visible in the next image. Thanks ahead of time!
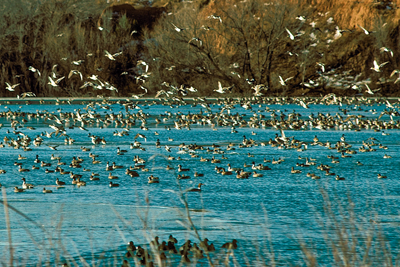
[118,235,238,266]
[0,94,398,266]
[4,6,400,101]
[0,94,397,194]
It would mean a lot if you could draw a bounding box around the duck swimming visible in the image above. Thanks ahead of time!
[188,183,204,192]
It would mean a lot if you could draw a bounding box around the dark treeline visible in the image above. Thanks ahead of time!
[0,0,399,98]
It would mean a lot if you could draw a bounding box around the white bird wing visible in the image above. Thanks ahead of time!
[365,84,373,94]
[373,60,379,70]
[379,61,389,68]
[286,28,294,40]
[279,76,285,86]
[299,100,309,109]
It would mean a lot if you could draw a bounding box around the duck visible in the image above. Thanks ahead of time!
[335,175,345,180]
[108,173,118,179]
[148,175,160,183]
[221,239,238,249]
[236,170,249,179]
[18,165,30,172]
[253,171,263,177]
[34,155,40,163]
[211,156,221,163]
[177,174,190,179]
[56,178,66,186]
[43,188,53,193]
[18,154,27,160]
[291,167,302,174]
[377,173,387,179]
[21,178,34,189]
[194,171,204,177]
[109,181,119,187]
[177,164,190,172]
[90,174,100,181]
[76,178,86,186]
[14,186,25,193]
[188,183,204,192]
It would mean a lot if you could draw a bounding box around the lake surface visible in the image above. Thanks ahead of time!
[0,97,399,266]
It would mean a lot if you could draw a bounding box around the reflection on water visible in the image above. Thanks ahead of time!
[0,98,399,265]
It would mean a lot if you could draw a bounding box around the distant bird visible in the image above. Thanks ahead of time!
[71,60,84,65]
[358,24,372,35]
[252,84,267,96]
[285,28,295,40]
[171,22,184,32]
[28,66,41,76]
[137,60,149,73]
[68,70,83,80]
[208,14,222,23]
[104,50,122,61]
[279,75,293,86]
[380,47,393,57]
[214,81,234,94]
[5,82,20,92]
[48,76,65,87]
[221,239,238,249]
[43,188,53,193]
[188,183,204,192]
[390,70,400,84]
[134,133,147,142]
[188,37,202,47]
[364,84,380,95]
[19,92,36,99]
[371,60,388,72]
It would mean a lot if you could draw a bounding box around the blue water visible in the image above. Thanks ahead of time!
[0,98,399,266]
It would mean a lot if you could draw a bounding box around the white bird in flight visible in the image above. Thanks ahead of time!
[5,82,19,91]
[214,81,233,94]
[371,60,388,72]
[279,76,293,86]
[285,28,294,40]
[28,66,41,76]
[171,23,184,32]
[48,76,65,87]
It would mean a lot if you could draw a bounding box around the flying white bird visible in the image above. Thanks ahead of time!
[279,76,293,86]
[252,84,267,96]
[214,81,234,94]
[68,70,83,80]
[5,82,19,91]
[104,50,122,61]
[18,92,36,99]
[137,60,149,73]
[390,69,400,84]
[28,66,41,76]
[48,76,65,87]
[365,84,380,95]
[358,24,371,35]
[371,60,388,72]
[171,23,184,32]
[380,47,393,57]
[285,28,294,40]
[188,37,202,46]
[208,14,222,23]
[71,60,84,66]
